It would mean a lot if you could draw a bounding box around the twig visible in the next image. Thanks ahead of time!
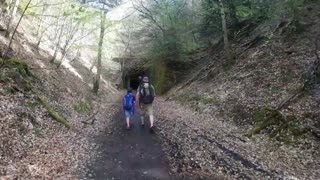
[81,110,100,125]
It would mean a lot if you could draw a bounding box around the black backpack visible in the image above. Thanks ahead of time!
[139,84,155,104]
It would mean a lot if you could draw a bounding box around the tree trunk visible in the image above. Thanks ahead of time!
[93,10,106,94]
[36,29,46,50]
[219,0,232,63]
[36,37,42,49]
[12,0,19,16]
[36,3,46,37]
[5,0,19,38]
[51,23,64,63]
[56,42,68,68]
[2,0,31,58]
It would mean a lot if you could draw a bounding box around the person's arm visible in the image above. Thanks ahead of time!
[135,87,140,108]
[151,85,156,97]
[133,95,136,104]
[122,96,125,111]
[136,86,140,99]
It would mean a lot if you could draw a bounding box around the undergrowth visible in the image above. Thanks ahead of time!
[74,100,92,115]
[246,107,306,144]
[0,58,35,92]
[174,93,219,107]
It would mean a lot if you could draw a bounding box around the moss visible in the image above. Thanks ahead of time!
[0,58,35,92]
[74,100,92,114]
[38,95,71,129]
[247,107,305,144]
[5,86,18,94]
[150,63,169,94]
[1,58,32,77]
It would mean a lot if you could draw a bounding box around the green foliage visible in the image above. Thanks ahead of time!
[1,58,32,77]
[150,63,170,94]
[137,0,201,69]
[235,5,252,19]
[74,100,92,114]
[200,0,222,36]
[200,0,307,38]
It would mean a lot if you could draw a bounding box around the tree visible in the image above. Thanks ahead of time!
[93,10,106,94]
[133,0,198,63]
[83,0,122,94]
[50,17,65,63]
[34,1,48,49]
[219,0,232,63]
[2,0,32,58]
[5,0,20,38]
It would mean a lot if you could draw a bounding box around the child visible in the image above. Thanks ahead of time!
[123,88,136,129]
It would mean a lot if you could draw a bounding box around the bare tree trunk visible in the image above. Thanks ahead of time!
[88,59,96,77]
[35,3,47,49]
[12,0,18,16]
[36,36,42,49]
[5,0,19,38]
[51,23,64,63]
[35,3,46,37]
[93,10,106,94]
[57,22,81,67]
[36,30,45,49]
[2,0,31,58]
[219,0,232,63]
[56,42,68,68]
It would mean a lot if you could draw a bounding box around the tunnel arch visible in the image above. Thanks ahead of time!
[123,71,148,91]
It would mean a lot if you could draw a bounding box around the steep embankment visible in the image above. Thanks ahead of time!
[0,15,119,179]
[155,2,320,179]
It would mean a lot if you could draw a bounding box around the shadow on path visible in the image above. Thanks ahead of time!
[85,108,177,180]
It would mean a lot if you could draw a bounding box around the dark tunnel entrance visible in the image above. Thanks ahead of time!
[129,76,140,90]
[123,69,149,91]
[124,73,143,91]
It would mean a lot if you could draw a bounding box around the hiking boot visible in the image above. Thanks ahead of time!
[149,126,155,134]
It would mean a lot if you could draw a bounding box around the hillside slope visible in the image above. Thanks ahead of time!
[156,2,320,179]
[0,13,119,179]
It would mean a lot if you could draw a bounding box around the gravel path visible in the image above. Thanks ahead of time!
[84,107,179,180]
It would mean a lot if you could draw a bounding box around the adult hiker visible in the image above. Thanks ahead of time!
[123,88,136,130]
[136,76,156,133]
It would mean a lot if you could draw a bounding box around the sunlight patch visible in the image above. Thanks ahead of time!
[22,42,34,55]
[61,61,84,81]
[0,35,8,45]
[34,59,49,74]
[102,78,117,93]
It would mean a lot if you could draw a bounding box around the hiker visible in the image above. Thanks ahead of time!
[136,76,156,133]
[123,88,136,130]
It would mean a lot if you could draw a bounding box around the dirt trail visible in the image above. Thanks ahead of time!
[84,107,179,180]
